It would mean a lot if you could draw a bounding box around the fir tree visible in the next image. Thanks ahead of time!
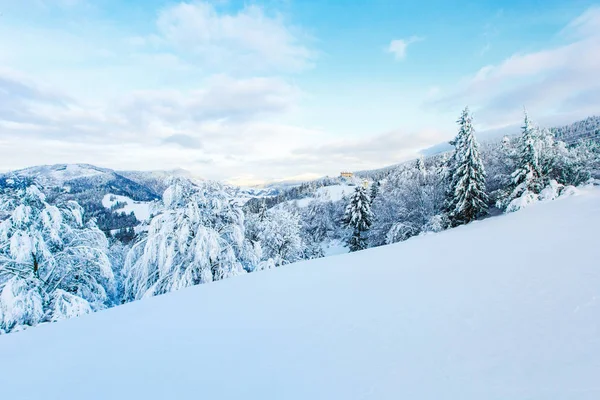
[513,111,542,191]
[343,186,372,252]
[499,110,544,210]
[446,107,488,226]
[370,181,380,204]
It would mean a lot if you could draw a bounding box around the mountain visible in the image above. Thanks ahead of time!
[0,186,598,399]
[551,115,600,144]
[420,115,600,158]
[5,164,159,200]
[118,168,199,195]
[0,164,161,233]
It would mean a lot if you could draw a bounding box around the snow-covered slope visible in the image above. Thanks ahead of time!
[4,163,159,200]
[283,183,356,208]
[102,193,152,222]
[117,168,199,195]
[1,188,600,399]
[8,163,112,187]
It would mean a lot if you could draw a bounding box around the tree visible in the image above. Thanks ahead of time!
[256,208,305,267]
[0,186,115,333]
[446,107,488,226]
[497,111,544,211]
[370,181,380,203]
[343,186,372,251]
[122,179,255,301]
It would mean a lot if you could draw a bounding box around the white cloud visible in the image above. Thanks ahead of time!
[154,2,314,72]
[387,36,423,60]
[424,6,600,128]
[0,70,325,182]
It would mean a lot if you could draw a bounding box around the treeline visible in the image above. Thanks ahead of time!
[1,109,599,334]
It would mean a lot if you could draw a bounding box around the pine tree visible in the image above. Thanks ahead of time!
[369,181,380,204]
[499,111,544,210]
[343,186,372,252]
[446,107,488,226]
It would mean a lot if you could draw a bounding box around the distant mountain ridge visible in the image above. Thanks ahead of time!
[2,115,598,232]
[551,116,600,144]
[5,164,159,200]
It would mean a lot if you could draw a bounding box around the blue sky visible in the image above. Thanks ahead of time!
[1,0,599,184]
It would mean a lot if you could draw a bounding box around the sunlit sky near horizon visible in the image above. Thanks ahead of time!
[1,0,599,184]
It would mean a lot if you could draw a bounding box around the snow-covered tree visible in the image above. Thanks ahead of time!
[343,186,372,252]
[255,208,305,267]
[0,186,115,333]
[369,181,380,203]
[122,179,255,301]
[445,107,488,226]
[301,194,337,244]
[369,155,446,246]
[497,111,544,210]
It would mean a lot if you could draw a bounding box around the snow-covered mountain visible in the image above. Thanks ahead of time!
[0,186,598,399]
[117,168,199,196]
[0,164,163,233]
[4,163,159,200]
[552,115,600,144]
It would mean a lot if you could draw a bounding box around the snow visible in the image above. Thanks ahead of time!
[321,238,348,256]
[102,193,152,222]
[1,187,600,399]
[11,164,110,187]
[293,184,355,207]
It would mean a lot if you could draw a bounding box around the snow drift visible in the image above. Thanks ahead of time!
[0,187,599,399]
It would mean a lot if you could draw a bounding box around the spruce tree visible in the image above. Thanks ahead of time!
[369,181,380,204]
[497,111,545,211]
[343,186,373,252]
[446,107,488,226]
[511,111,542,195]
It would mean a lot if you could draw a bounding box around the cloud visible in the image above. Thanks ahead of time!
[479,42,491,56]
[424,6,600,128]
[289,127,448,174]
[153,1,314,72]
[387,36,423,60]
[0,69,300,140]
[117,75,299,127]
[162,134,203,149]
[561,6,600,39]
[0,70,322,182]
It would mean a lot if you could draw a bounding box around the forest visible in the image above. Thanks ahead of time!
[1,109,599,334]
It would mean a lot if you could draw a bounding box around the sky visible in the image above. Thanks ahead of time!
[1,0,599,185]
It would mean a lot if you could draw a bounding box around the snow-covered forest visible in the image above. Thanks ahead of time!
[1,111,600,334]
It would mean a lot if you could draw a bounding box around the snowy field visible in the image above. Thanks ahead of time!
[1,188,599,399]
[102,193,152,222]
[291,183,356,207]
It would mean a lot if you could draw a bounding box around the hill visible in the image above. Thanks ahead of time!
[0,186,598,399]
[552,116,600,144]
[0,164,163,234]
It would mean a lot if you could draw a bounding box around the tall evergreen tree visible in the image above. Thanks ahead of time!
[512,111,542,194]
[446,107,488,226]
[343,186,372,252]
[369,181,380,204]
[498,110,544,210]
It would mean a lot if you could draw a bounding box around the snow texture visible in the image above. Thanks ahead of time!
[0,187,599,399]
[102,194,152,222]
[291,184,355,207]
